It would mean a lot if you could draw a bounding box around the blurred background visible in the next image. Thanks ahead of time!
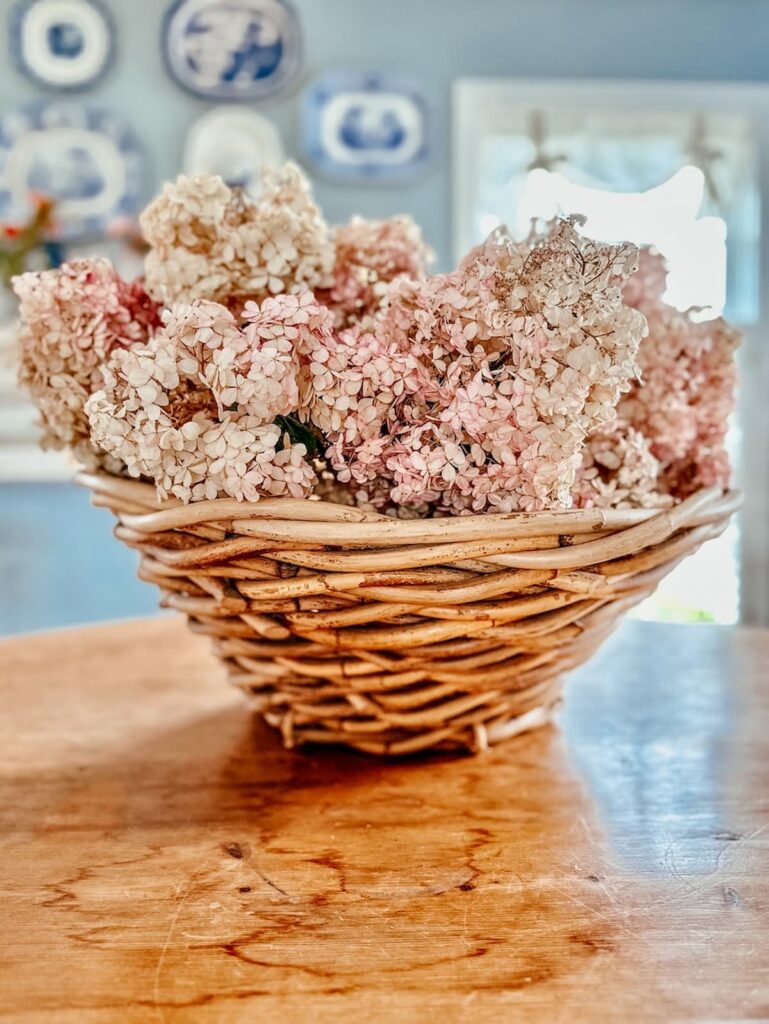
[1,0,767,634]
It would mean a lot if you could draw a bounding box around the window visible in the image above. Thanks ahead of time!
[453,79,769,624]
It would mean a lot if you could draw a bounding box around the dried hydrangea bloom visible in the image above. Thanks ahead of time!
[158,296,310,422]
[317,215,433,328]
[328,219,646,513]
[572,421,672,510]
[243,291,335,418]
[13,259,160,468]
[141,163,334,307]
[301,324,431,445]
[620,248,740,498]
[620,245,668,309]
[86,295,324,503]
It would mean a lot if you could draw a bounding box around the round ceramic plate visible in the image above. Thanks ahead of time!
[0,102,148,240]
[162,0,302,101]
[302,70,429,183]
[183,106,283,192]
[10,0,115,90]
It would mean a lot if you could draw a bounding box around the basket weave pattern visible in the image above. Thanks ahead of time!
[80,472,738,755]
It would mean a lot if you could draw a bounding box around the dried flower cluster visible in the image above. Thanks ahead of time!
[572,248,740,509]
[618,248,740,498]
[572,420,671,510]
[14,258,159,467]
[86,295,325,502]
[14,164,739,513]
[319,221,646,513]
[317,215,433,328]
[140,164,334,308]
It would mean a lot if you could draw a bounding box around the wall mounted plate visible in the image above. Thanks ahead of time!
[302,70,429,184]
[0,102,148,240]
[183,106,283,192]
[162,0,302,102]
[9,0,115,91]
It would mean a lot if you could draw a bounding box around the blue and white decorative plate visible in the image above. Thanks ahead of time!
[183,106,283,193]
[10,0,115,91]
[162,0,302,102]
[0,102,148,240]
[302,71,429,183]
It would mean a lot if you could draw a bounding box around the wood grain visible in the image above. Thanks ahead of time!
[1,617,768,1022]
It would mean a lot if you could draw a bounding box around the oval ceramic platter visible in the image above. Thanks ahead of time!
[0,102,148,240]
[302,70,429,184]
[10,0,115,91]
[162,0,302,101]
[183,106,283,193]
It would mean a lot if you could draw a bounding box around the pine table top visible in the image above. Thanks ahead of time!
[1,616,767,1022]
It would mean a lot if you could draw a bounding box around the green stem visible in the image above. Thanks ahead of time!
[275,415,326,455]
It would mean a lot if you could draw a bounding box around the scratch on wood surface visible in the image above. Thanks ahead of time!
[663,842,690,888]
[153,866,208,1023]
[254,866,292,899]
[658,822,769,908]
[554,887,651,948]
[575,812,623,877]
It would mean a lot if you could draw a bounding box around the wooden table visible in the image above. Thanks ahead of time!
[1,617,767,1022]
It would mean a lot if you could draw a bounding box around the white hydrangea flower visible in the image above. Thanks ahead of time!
[85,301,317,503]
[141,164,334,308]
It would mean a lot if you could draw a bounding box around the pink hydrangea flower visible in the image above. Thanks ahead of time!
[300,324,432,445]
[14,259,160,466]
[325,219,646,513]
[619,248,740,498]
[316,215,433,328]
[85,294,337,503]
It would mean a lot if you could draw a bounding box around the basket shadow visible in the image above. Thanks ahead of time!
[11,695,573,839]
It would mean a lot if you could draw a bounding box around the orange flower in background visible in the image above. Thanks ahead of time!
[0,195,58,285]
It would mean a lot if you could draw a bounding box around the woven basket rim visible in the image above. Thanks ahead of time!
[76,469,741,533]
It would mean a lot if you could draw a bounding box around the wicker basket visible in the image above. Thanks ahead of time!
[78,471,739,756]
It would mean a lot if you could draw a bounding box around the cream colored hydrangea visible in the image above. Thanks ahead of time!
[140,164,334,307]
[86,299,317,503]
[573,421,673,510]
